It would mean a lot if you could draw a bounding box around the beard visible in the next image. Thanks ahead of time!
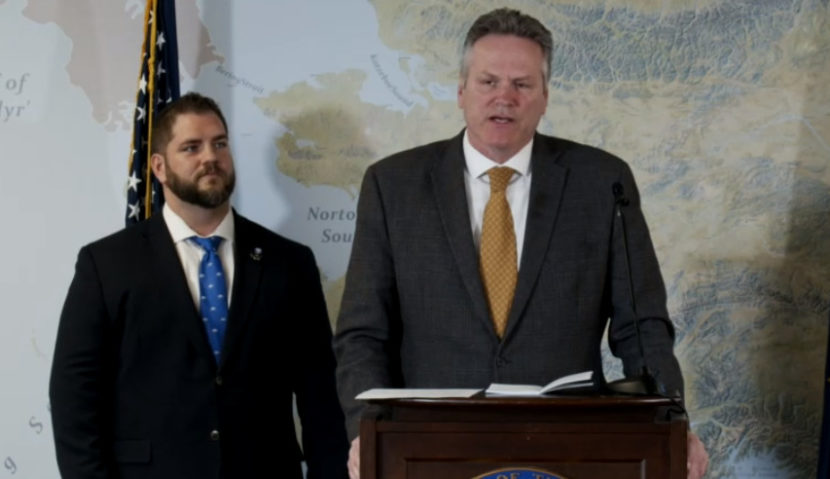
[164,161,236,209]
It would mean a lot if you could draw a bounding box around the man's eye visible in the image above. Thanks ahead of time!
[182,145,198,153]
[214,141,228,149]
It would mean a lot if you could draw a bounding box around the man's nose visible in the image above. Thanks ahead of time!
[493,83,518,104]
[200,144,219,163]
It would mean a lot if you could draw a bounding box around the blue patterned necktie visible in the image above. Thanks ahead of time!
[190,236,229,363]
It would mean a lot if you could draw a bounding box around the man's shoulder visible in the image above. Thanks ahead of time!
[370,134,460,174]
[67,219,160,274]
[82,217,157,253]
[535,133,627,170]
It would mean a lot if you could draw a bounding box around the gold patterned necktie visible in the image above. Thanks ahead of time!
[479,167,517,338]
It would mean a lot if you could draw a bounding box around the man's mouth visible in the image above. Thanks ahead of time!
[490,115,513,124]
[198,167,224,180]
[197,173,224,185]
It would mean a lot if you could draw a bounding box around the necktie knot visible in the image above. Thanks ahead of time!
[191,236,223,253]
[487,167,514,193]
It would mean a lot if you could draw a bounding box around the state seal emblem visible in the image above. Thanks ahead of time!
[473,467,569,479]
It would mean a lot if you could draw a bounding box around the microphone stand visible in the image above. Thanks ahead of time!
[605,182,662,396]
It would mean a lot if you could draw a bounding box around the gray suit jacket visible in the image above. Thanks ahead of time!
[334,132,683,439]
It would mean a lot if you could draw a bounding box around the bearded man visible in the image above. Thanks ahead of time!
[50,92,348,479]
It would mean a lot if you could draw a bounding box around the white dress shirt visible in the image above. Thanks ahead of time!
[463,130,533,268]
[162,204,236,310]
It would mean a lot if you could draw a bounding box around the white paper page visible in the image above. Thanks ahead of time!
[484,383,543,396]
[540,371,593,393]
[355,388,481,400]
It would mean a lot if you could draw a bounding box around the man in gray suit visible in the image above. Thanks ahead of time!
[334,8,708,479]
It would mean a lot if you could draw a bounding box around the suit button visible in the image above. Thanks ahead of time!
[210,430,220,441]
[215,376,223,386]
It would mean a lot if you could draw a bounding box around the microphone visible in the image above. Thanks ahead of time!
[605,182,663,396]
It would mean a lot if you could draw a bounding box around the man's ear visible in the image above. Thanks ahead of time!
[150,153,166,183]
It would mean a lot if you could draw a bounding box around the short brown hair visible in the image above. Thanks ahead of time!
[461,8,553,83]
[150,92,228,154]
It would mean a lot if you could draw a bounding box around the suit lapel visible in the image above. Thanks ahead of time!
[145,215,216,362]
[504,135,568,340]
[220,212,264,368]
[430,132,493,332]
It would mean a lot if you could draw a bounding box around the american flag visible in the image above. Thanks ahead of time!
[126,0,180,225]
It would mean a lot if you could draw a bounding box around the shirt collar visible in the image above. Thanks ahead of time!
[162,203,235,244]
[463,129,533,179]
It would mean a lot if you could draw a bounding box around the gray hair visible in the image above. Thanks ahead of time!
[460,8,553,84]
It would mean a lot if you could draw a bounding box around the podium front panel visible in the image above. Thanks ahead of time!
[360,397,687,479]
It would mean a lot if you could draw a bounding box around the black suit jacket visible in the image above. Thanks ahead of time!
[335,132,684,438]
[50,212,348,479]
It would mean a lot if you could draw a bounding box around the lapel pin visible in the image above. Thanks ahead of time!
[250,247,262,261]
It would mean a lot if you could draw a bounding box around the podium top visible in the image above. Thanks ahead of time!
[364,395,686,425]
[367,394,679,407]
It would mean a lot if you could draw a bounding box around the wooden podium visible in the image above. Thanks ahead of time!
[360,395,687,479]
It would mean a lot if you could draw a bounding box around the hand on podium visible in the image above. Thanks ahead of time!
[348,437,360,479]
[687,431,709,478]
